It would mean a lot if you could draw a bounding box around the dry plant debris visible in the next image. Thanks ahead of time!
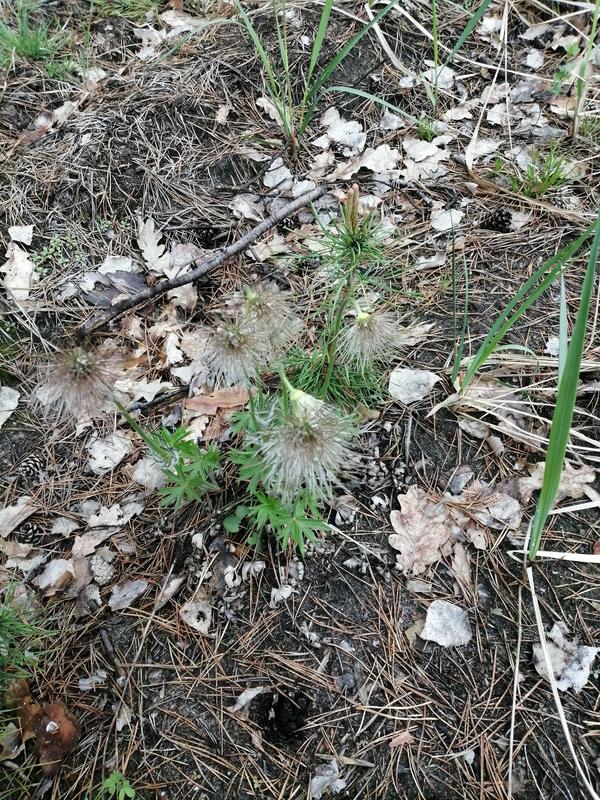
[0,0,599,796]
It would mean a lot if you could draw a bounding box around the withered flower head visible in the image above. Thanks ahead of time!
[205,319,272,386]
[339,309,407,367]
[253,388,356,504]
[36,347,120,419]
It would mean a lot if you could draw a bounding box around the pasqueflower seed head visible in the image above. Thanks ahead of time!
[254,389,357,504]
[205,319,271,386]
[36,347,120,419]
[233,281,302,346]
[339,310,407,367]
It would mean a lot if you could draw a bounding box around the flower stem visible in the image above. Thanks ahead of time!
[278,366,295,396]
[321,267,355,395]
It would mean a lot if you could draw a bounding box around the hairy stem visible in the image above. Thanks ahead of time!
[321,267,355,395]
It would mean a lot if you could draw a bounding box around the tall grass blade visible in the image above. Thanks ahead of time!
[235,1,290,136]
[528,210,600,560]
[299,0,400,134]
[461,223,595,390]
[431,0,439,104]
[558,274,567,384]
[305,0,333,88]
[443,0,494,67]
[273,0,294,130]
[573,0,600,133]
[328,86,419,126]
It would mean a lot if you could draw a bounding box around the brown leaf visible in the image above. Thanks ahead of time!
[519,462,596,505]
[4,678,30,709]
[389,486,460,575]
[33,558,75,597]
[390,730,414,749]
[0,498,38,539]
[34,702,80,776]
[4,679,42,743]
[450,542,471,589]
[593,539,600,556]
[202,409,237,441]
[184,386,248,415]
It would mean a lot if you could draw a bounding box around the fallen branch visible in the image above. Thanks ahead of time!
[75,185,327,340]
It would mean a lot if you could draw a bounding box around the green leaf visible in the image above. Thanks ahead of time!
[305,0,333,90]
[234,0,291,138]
[461,223,596,390]
[223,516,241,533]
[443,0,494,67]
[299,0,401,134]
[528,210,600,559]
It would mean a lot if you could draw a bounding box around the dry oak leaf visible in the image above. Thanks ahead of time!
[518,462,596,505]
[33,702,80,776]
[184,386,249,415]
[33,559,76,597]
[4,679,42,743]
[389,486,459,575]
[0,497,38,538]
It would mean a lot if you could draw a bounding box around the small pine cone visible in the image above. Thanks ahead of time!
[482,208,512,233]
[15,521,44,546]
[90,550,117,587]
[18,453,45,482]
[276,216,296,234]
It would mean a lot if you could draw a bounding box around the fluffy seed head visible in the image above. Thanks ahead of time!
[205,319,271,386]
[254,389,356,504]
[232,281,301,346]
[36,347,119,419]
[339,310,406,367]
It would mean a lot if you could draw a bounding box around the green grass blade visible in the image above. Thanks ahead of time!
[305,0,333,89]
[576,0,600,103]
[528,210,600,560]
[461,223,595,389]
[443,0,494,67]
[558,274,567,384]
[273,0,294,134]
[299,0,400,134]
[234,2,289,133]
[328,86,419,126]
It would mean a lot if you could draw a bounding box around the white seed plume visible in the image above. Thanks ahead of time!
[231,281,302,347]
[339,310,407,367]
[36,347,120,419]
[205,319,271,386]
[255,389,356,504]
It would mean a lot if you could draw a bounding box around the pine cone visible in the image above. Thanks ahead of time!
[18,453,45,482]
[90,550,117,587]
[276,217,296,234]
[15,521,44,546]
[482,208,512,232]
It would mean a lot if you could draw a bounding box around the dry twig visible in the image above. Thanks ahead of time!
[75,185,326,340]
